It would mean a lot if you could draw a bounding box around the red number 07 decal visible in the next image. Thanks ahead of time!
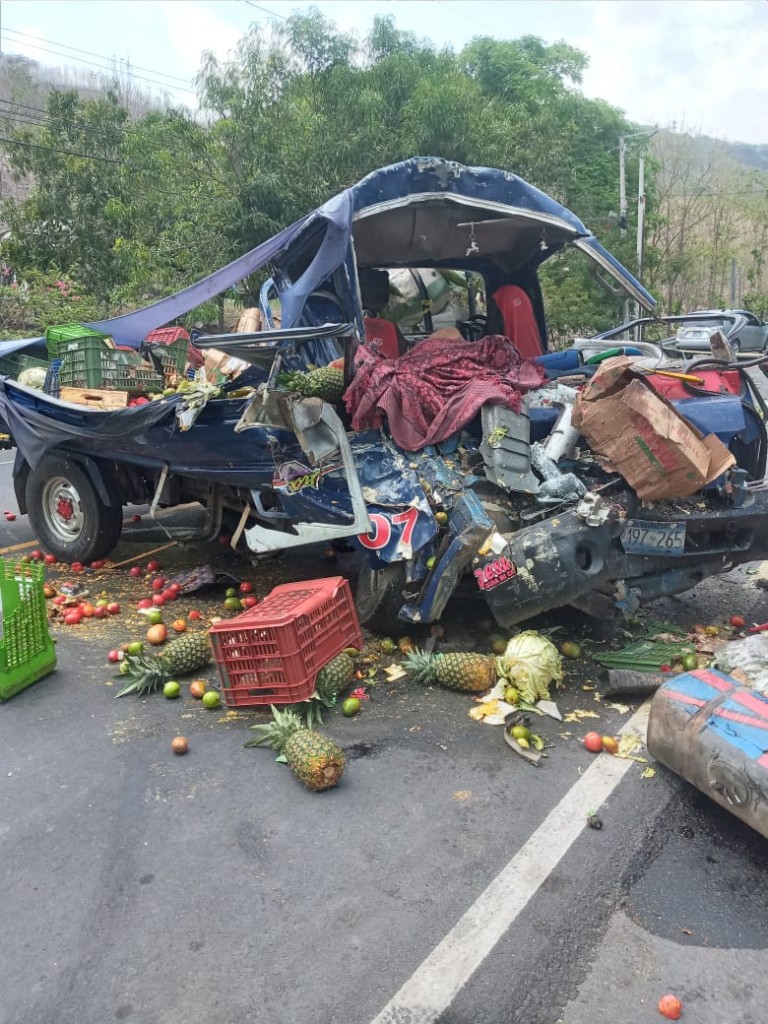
[359,507,420,550]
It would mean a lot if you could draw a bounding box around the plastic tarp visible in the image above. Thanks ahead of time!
[2,157,655,355]
[0,377,176,470]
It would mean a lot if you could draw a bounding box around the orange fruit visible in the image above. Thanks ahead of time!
[189,680,206,699]
[171,618,187,633]
[146,623,168,645]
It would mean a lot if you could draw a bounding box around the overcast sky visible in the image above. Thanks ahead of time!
[4,0,768,145]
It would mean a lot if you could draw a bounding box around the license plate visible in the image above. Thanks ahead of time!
[621,520,686,555]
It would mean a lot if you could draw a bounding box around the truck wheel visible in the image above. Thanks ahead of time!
[356,561,408,634]
[25,456,123,563]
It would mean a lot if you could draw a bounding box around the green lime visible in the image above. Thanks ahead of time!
[146,609,163,625]
[560,641,582,659]
[342,697,361,717]
[681,653,698,671]
[225,587,238,598]
[163,681,181,699]
[224,597,242,612]
[127,640,144,656]
[503,685,520,704]
[202,690,221,709]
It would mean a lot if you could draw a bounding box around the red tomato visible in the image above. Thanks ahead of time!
[30,549,42,561]
[93,606,108,619]
[242,595,258,608]
[79,603,95,618]
[730,615,746,629]
[4,512,16,521]
[161,589,176,602]
[107,649,121,663]
[239,582,254,594]
[70,562,84,573]
[52,595,67,606]
[152,595,165,607]
[64,610,83,625]
[168,582,181,594]
[43,553,57,565]
[151,577,166,591]
[583,732,603,753]
[137,598,153,609]
[106,602,121,615]
[129,566,143,578]
[146,560,160,572]
[90,559,105,570]
[657,994,682,1020]
[188,610,202,621]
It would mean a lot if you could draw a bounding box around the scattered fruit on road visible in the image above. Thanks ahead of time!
[342,697,361,716]
[202,690,221,709]
[560,641,581,659]
[163,681,181,699]
[171,736,189,755]
[601,736,619,754]
[171,618,187,633]
[189,680,206,699]
[730,615,746,628]
[680,653,698,671]
[583,732,603,753]
[657,994,682,1020]
[146,623,168,645]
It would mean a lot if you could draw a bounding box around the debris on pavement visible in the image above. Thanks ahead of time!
[714,633,768,694]
[586,811,603,830]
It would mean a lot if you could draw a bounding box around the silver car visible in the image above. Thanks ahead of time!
[669,309,768,357]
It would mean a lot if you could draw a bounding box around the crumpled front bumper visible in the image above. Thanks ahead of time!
[474,489,768,627]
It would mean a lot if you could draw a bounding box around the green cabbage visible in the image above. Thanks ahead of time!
[17,366,47,390]
[495,630,563,704]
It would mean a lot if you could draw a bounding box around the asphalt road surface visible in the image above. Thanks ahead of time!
[1,455,767,1024]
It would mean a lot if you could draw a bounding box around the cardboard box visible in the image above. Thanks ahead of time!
[572,357,735,500]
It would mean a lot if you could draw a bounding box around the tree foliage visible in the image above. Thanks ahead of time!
[0,6,655,334]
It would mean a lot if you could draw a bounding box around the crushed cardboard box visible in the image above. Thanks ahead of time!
[572,356,735,499]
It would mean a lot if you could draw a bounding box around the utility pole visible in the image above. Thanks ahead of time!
[619,136,627,235]
[619,136,629,323]
[635,155,646,324]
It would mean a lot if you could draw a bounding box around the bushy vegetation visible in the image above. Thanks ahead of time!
[1,7,765,339]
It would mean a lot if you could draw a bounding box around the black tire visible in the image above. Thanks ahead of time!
[356,560,409,635]
[25,455,123,563]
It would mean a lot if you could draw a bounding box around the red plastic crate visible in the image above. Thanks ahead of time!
[209,576,362,707]
[144,327,190,346]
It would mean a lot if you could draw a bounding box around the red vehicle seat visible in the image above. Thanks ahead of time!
[490,285,543,360]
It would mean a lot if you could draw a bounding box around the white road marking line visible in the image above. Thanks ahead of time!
[370,702,651,1024]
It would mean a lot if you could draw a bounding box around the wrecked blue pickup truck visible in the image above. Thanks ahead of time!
[2,157,768,632]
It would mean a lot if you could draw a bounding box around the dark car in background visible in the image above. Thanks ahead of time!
[664,309,768,357]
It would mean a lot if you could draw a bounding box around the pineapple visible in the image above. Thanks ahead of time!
[116,632,212,697]
[245,706,345,791]
[314,652,355,708]
[404,648,496,693]
[278,366,345,403]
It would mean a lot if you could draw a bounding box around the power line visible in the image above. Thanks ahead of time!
[3,28,193,86]
[244,1,288,20]
[2,29,197,96]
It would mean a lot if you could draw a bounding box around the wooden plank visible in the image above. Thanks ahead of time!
[60,387,129,409]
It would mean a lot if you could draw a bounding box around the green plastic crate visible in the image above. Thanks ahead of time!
[0,560,57,701]
[0,352,49,379]
[59,336,164,393]
[45,323,106,358]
